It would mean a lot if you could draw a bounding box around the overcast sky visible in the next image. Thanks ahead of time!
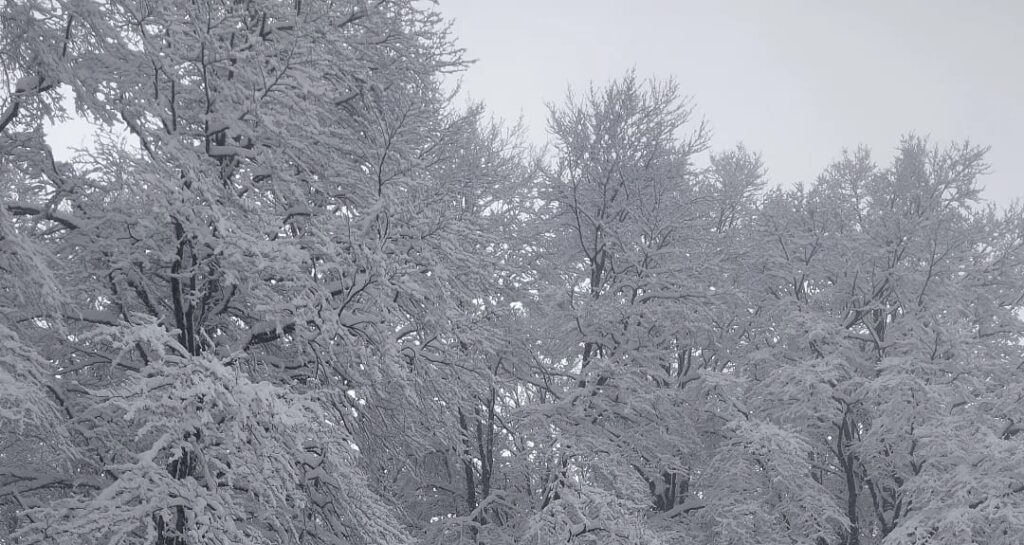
[438,0,1024,203]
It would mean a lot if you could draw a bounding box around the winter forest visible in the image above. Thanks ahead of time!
[1,1,1023,544]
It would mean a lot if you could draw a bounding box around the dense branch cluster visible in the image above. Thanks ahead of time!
[2,2,1022,544]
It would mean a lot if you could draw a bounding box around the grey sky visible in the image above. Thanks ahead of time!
[439,0,1023,203]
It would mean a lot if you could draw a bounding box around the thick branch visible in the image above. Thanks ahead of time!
[5,202,83,230]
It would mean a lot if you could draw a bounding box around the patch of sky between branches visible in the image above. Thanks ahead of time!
[44,86,105,161]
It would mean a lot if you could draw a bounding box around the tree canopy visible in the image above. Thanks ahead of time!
[2,2,1022,544]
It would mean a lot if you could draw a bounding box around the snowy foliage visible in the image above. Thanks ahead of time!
[2,2,1023,545]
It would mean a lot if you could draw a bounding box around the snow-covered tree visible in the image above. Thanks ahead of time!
[0,0,528,543]
[744,137,1024,545]
[4,4,1021,541]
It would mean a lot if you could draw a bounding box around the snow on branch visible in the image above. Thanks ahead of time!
[4,202,84,231]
